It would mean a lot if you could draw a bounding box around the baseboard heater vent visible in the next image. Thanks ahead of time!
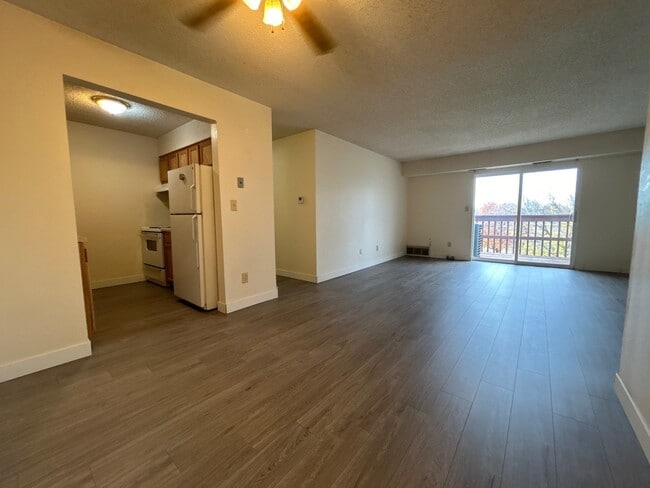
[406,245,430,257]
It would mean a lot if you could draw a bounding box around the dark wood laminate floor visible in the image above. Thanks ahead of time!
[1,258,649,487]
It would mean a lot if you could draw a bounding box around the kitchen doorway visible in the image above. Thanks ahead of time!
[473,166,578,267]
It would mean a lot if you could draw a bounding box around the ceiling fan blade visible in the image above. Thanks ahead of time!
[289,4,337,55]
[182,0,237,29]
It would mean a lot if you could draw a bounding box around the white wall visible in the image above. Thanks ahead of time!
[405,148,641,273]
[0,2,276,382]
[273,131,317,282]
[407,172,474,260]
[315,131,407,281]
[403,128,644,176]
[574,154,640,273]
[68,121,169,288]
[616,113,650,461]
[158,119,211,155]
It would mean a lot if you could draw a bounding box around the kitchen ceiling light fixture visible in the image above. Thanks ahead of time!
[91,96,130,115]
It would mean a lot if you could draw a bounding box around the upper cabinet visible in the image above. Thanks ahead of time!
[199,140,213,166]
[158,138,212,184]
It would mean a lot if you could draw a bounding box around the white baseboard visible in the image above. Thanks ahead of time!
[428,253,471,261]
[276,268,318,283]
[92,274,145,289]
[316,252,404,283]
[615,373,650,462]
[0,341,92,383]
[218,287,279,314]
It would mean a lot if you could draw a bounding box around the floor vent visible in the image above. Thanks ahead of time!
[406,245,430,257]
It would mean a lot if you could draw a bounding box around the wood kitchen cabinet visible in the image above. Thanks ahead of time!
[158,138,212,183]
[162,230,173,286]
[188,144,200,165]
[77,241,95,340]
[159,155,169,183]
[199,139,212,165]
[168,151,179,170]
[177,147,189,167]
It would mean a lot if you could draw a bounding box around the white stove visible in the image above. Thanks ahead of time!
[141,227,170,286]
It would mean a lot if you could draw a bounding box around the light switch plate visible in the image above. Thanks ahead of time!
[237,177,244,189]
[298,196,305,204]
[230,200,238,211]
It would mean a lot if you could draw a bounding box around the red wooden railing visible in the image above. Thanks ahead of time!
[474,214,574,259]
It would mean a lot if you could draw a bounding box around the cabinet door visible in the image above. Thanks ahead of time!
[162,231,173,284]
[188,144,200,165]
[78,242,95,340]
[199,139,212,166]
[159,155,169,183]
[168,151,179,170]
[177,148,189,167]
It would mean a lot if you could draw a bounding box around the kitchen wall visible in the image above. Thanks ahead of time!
[407,172,474,260]
[0,2,276,382]
[315,131,407,281]
[405,134,642,273]
[273,131,317,282]
[617,113,650,461]
[67,121,169,288]
[158,119,211,155]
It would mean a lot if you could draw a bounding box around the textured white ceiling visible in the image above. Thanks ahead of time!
[64,81,192,138]
[9,0,650,160]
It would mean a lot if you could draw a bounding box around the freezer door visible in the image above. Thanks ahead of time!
[168,164,202,214]
[170,214,206,308]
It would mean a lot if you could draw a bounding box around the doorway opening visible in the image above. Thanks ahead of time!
[64,76,219,343]
[473,167,578,267]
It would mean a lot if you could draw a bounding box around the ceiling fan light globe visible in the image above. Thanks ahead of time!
[242,0,262,10]
[282,0,302,11]
[263,0,284,26]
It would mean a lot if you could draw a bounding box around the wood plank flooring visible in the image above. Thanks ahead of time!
[1,258,649,487]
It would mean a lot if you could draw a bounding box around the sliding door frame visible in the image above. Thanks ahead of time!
[471,161,581,269]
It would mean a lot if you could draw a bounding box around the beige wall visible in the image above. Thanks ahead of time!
[407,172,474,260]
[68,121,169,288]
[0,2,275,382]
[315,131,407,281]
[406,150,641,273]
[273,131,317,281]
[617,114,650,460]
[403,128,644,176]
[574,154,640,273]
[158,119,212,155]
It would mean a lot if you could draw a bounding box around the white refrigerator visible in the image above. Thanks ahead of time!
[168,163,218,310]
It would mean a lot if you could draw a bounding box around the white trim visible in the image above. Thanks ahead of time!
[615,373,650,462]
[91,274,145,289]
[0,341,92,383]
[218,287,279,314]
[316,253,404,283]
[427,253,471,261]
[276,269,318,283]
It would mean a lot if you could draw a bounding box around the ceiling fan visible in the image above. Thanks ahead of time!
[182,0,337,55]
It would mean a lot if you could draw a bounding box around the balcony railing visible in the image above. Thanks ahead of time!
[474,214,574,262]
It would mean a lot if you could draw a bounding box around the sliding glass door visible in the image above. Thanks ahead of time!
[473,174,520,262]
[473,167,578,267]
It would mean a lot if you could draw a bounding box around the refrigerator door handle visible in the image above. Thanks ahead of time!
[190,183,196,212]
[192,215,200,268]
